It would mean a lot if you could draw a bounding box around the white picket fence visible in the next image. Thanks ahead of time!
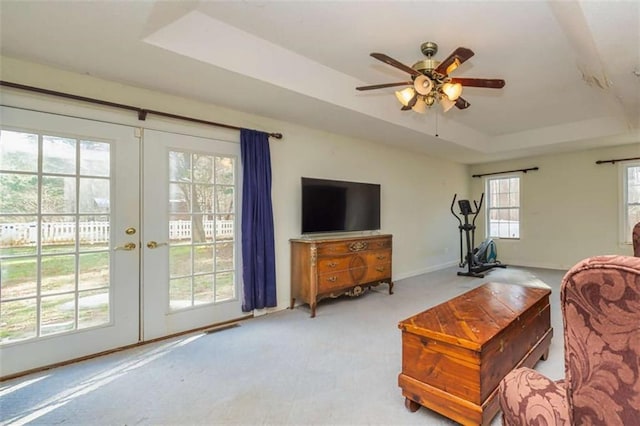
[0,220,234,245]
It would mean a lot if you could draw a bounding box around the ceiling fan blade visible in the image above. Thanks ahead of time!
[450,78,505,89]
[455,97,471,110]
[356,81,413,91]
[434,47,474,76]
[370,53,421,77]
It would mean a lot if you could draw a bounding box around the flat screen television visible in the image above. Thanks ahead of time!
[301,177,381,234]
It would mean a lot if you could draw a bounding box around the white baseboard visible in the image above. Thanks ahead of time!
[501,259,570,271]
[393,260,459,281]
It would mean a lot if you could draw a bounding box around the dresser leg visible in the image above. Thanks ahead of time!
[290,297,296,310]
[389,281,394,295]
[404,397,421,412]
[310,303,317,318]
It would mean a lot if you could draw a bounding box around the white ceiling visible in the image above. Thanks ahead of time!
[1,1,638,163]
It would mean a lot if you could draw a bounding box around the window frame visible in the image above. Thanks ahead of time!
[485,174,521,240]
[620,160,640,245]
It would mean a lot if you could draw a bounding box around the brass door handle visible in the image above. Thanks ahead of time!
[114,242,136,251]
[146,241,168,249]
[376,266,385,272]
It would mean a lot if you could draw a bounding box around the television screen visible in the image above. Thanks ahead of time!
[301,177,380,234]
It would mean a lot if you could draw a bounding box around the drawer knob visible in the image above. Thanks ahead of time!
[376,266,385,272]
[327,276,337,282]
[377,255,386,260]
[328,262,338,268]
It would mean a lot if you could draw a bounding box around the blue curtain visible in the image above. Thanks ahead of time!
[240,129,277,311]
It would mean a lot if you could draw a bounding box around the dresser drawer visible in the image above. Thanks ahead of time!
[318,269,360,292]
[316,237,391,256]
[363,262,391,282]
[317,255,352,273]
[316,240,369,256]
[365,249,391,265]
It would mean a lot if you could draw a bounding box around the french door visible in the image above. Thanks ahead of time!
[0,107,245,377]
[0,107,140,376]
[141,129,244,340]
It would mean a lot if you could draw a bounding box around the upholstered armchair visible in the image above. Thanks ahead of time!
[498,255,640,425]
[633,222,640,257]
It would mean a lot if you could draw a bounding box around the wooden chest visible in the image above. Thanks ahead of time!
[290,234,393,317]
[398,282,552,425]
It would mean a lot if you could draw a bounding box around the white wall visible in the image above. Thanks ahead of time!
[0,56,468,312]
[469,144,640,270]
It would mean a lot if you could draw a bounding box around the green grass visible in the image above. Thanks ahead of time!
[1,251,108,283]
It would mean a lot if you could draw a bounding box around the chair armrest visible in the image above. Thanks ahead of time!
[499,367,570,426]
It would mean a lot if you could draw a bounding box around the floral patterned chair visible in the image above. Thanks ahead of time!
[498,255,640,425]
[633,222,640,257]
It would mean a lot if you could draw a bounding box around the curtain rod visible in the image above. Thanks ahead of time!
[0,81,283,139]
[595,156,640,165]
[472,166,539,178]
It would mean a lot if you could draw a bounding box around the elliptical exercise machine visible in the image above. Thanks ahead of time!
[450,193,507,278]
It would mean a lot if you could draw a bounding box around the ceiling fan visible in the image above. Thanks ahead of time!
[356,42,505,113]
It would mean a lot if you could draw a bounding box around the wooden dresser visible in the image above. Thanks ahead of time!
[290,234,393,317]
[398,282,552,425]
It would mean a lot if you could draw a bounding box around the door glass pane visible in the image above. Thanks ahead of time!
[42,215,76,254]
[1,256,38,299]
[0,173,38,214]
[40,293,75,336]
[43,136,76,174]
[0,130,38,172]
[194,244,214,274]
[215,157,234,184]
[79,178,110,214]
[0,298,37,342]
[194,274,214,305]
[0,129,113,345]
[78,252,110,290]
[42,176,76,214]
[215,242,233,271]
[80,140,110,177]
[169,277,191,310]
[168,150,236,311]
[79,215,110,251]
[0,215,37,257]
[215,271,234,302]
[41,254,76,295]
[78,288,109,329]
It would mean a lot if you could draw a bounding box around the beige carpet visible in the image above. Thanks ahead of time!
[0,265,566,425]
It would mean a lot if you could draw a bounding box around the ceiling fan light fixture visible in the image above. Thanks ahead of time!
[412,96,427,113]
[425,94,436,107]
[442,82,463,101]
[440,95,456,113]
[395,87,416,107]
[413,75,433,95]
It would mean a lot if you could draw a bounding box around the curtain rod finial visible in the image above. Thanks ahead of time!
[270,133,283,139]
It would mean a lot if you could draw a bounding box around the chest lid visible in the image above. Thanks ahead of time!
[398,282,550,351]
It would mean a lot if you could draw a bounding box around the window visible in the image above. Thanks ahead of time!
[486,176,520,239]
[622,161,640,244]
